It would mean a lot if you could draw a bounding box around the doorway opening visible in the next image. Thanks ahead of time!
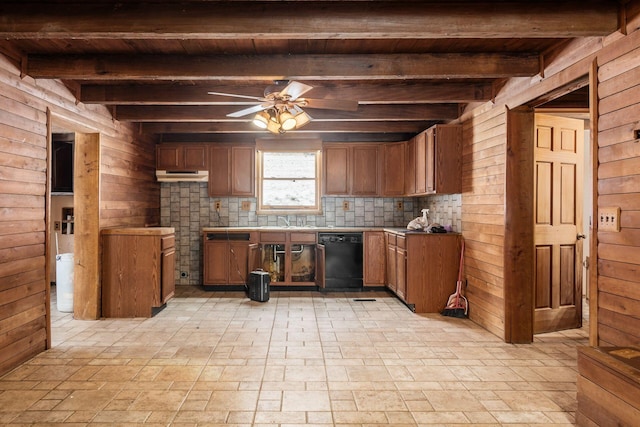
[47,111,102,347]
[504,78,594,343]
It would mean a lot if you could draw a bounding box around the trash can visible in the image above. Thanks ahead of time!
[55,253,74,312]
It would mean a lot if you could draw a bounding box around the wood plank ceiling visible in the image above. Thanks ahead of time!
[0,1,618,143]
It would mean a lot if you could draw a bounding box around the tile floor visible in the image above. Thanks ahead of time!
[0,286,589,426]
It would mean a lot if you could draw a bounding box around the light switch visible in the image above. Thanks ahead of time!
[599,207,620,232]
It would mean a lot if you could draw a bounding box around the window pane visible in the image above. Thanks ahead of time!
[263,152,316,178]
[262,179,316,206]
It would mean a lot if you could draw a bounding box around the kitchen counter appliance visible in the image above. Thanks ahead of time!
[318,232,363,290]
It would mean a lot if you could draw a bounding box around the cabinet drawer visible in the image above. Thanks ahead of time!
[260,232,286,243]
[386,233,397,246]
[161,235,175,250]
[397,236,406,249]
[290,232,316,243]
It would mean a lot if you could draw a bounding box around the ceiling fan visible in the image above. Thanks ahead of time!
[208,80,358,134]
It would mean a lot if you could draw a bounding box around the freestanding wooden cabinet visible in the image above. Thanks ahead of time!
[385,230,460,313]
[102,227,175,317]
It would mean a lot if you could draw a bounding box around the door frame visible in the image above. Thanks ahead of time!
[504,70,596,343]
[47,109,102,325]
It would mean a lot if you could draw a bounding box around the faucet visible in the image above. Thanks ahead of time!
[277,216,290,227]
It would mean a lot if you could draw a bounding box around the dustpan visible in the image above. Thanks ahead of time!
[442,239,468,318]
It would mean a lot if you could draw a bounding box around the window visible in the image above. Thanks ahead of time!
[258,150,321,213]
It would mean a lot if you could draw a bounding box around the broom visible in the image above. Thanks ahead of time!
[441,239,468,318]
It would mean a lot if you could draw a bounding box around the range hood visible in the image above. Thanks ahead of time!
[156,170,209,182]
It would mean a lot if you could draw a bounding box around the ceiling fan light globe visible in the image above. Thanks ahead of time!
[294,111,312,128]
[279,111,297,131]
[252,111,269,129]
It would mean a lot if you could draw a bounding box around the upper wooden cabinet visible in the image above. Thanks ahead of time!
[208,144,255,196]
[156,143,208,171]
[426,124,462,194]
[323,144,379,196]
[405,124,462,195]
[382,141,406,196]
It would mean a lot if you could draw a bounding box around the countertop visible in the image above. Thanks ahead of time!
[202,226,459,235]
[101,227,175,235]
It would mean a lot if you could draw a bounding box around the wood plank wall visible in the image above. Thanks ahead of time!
[0,53,158,376]
[461,107,507,338]
[593,23,640,347]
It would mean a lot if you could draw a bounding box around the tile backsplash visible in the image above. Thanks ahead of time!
[160,182,461,285]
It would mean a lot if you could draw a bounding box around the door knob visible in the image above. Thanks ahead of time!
[577,234,586,240]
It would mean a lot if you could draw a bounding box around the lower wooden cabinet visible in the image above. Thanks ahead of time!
[385,231,460,313]
[102,227,175,318]
[203,231,254,288]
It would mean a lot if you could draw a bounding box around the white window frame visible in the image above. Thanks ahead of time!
[256,148,322,215]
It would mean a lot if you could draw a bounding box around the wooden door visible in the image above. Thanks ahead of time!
[534,114,584,333]
[363,231,386,285]
[183,144,208,170]
[161,247,176,304]
[425,128,436,193]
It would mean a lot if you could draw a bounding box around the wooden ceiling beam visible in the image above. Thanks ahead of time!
[27,53,540,80]
[142,121,432,134]
[114,104,459,122]
[0,2,618,39]
[81,82,494,105]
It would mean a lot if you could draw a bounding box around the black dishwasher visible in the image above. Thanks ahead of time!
[318,232,363,290]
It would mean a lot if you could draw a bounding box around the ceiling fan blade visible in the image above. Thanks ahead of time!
[303,98,359,112]
[208,91,265,101]
[279,81,313,101]
[226,103,272,118]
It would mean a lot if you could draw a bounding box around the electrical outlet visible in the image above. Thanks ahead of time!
[214,200,221,211]
[396,201,403,210]
[599,207,620,232]
[241,201,251,211]
[54,221,61,231]
[343,201,349,210]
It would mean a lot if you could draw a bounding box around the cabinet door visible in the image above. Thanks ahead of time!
[231,146,255,196]
[395,247,406,300]
[426,128,436,193]
[363,231,386,285]
[323,145,350,195]
[351,145,379,195]
[161,248,176,304]
[208,146,231,196]
[204,241,229,284]
[386,244,397,292]
[415,132,427,194]
[228,241,250,284]
[434,124,462,194]
[404,137,416,196]
[316,244,325,288]
[156,144,181,170]
[382,141,405,196]
[183,144,208,170]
